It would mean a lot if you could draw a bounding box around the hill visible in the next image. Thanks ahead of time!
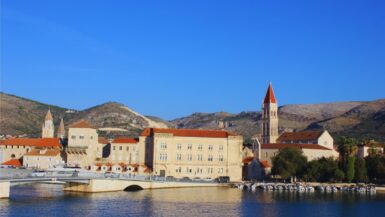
[0,93,171,138]
[1,92,384,142]
[171,100,385,142]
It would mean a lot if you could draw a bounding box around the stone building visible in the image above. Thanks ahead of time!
[65,120,102,168]
[23,149,64,169]
[357,142,384,159]
[109,137,139,164]
[0,138,61,163]
[137,128,243,181]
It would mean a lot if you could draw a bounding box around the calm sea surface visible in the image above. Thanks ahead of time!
[1,184,385,217]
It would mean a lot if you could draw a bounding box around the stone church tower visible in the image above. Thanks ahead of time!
[57,118,65,139]
[262,83,279,144]
[42,109,54,138]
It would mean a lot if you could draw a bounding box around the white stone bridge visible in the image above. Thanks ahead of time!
[0,177,224,199]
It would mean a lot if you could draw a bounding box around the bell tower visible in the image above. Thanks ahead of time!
[42,109,54,138]
[262,83,278,144]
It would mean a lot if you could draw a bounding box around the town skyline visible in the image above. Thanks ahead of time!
[2,1,385,119]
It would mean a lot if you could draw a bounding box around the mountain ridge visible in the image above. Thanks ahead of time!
[1,92,384,142]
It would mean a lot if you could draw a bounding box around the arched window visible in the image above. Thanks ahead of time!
[11,154,16,159]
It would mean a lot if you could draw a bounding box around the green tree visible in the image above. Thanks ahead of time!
[334,169,345,182]
[304,157,344,182]
[354,158,368,182]
[272,147,307,180]
[304,160,321,182]
[345,157,356,183]
[365,155,385,183]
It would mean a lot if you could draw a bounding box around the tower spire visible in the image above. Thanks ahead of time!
[57,118,65,139]
[263,82,277,104]
[42,108,54,138]
[45,108,53,121]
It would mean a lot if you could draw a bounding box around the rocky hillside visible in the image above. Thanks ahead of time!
[0,92,70,136]
[1,92,384,142]
[66,102,172,137]
[171,100,385,142]
[0,93,171,138]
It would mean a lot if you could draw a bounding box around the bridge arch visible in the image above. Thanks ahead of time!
[124,185,144,192]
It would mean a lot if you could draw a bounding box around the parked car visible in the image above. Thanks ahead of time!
[29,170,46,177]
[179,177,192,182]
[104,172,120,178]
[192,177,202,182]
[165,176,176,181]
[202,177,214,182]
[216,176,230,183]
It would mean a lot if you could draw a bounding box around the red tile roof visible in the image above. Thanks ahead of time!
[24,149,61,157]
[260,160,271,168]
[277,131,323,142]
[140,128,238,138]
[35,138,61,148]
[112,138,139,144]
[242,156,254,164]
[98,137,109,144]
[261,143,332,150]
[2,159,22,167]
[69,120,96,129]
[0,138,61,148]
[263,83,277,104]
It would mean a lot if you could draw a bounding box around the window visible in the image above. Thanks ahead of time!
[208,155,213,161]
[177,144,182,150]
[159,153,168,161]
[176,154,182,161]
[71,136,76,139]
[219,155,224,162]
[119,146,122,151]
[113,146,116,151]
[208,145,213,151]
[219,145,224,151]
[265,152,268,157]
[79,136,84,139]
[187,154,192,161]
[90,136,93,139]
[198,144,203,150]
[126,146,129,151]
[188,144,192,150]
[197,154,203,161]
[160,143,167,149]
[218,168,224,174]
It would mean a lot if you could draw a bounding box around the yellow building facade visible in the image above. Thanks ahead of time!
[138,128,243,182]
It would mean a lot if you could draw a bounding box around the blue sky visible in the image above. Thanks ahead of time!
[1,0,385,120]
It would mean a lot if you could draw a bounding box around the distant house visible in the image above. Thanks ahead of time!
[1,159,22,168]
[277,130,334,150]
[0,138,62,163]
[23,149,64,169]
[65,120,101,169]
[260,142,338,164]
[357,143,384,159]
[109,137,139,165]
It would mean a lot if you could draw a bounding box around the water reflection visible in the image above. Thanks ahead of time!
[1,184,385,217]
